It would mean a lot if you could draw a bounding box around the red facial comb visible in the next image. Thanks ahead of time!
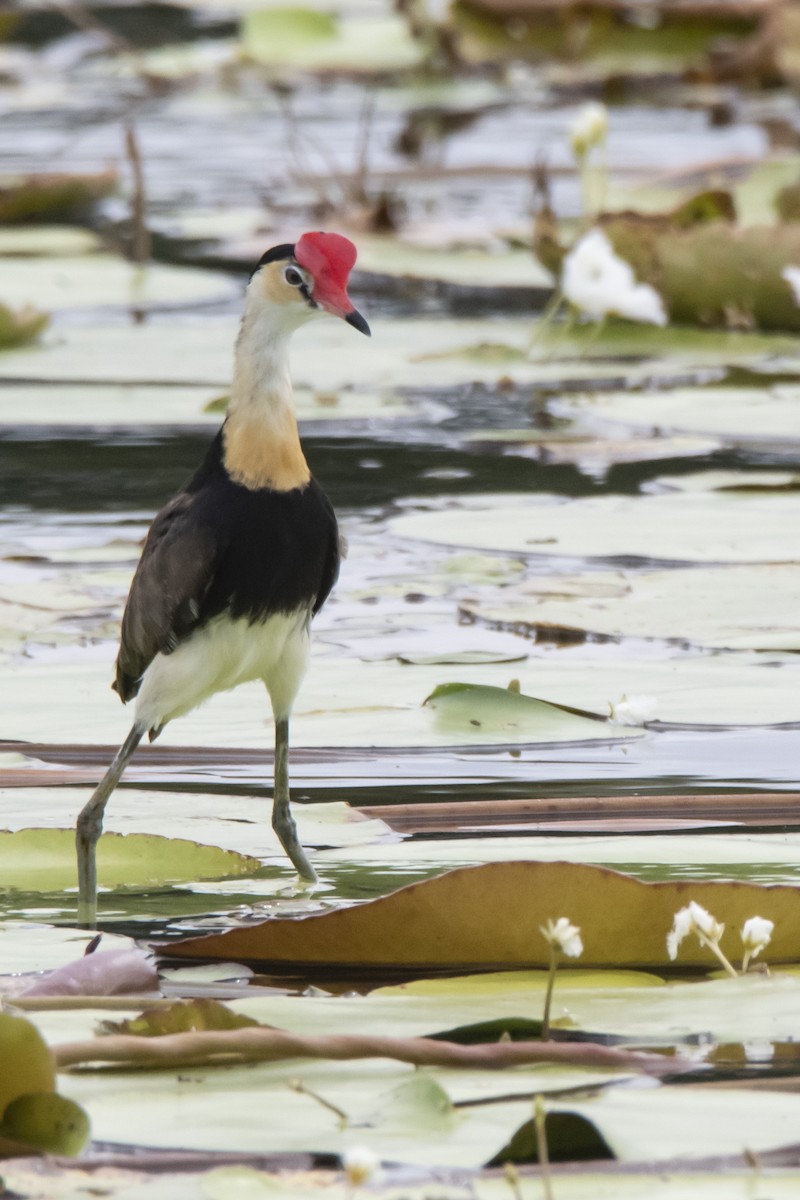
[295,231,358,317]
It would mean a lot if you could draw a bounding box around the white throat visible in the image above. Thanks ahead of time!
[223,303,310,492]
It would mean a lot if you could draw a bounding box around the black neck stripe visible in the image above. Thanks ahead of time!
[249,243,296,281]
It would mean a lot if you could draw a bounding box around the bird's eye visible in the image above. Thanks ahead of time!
[284,266,303,287]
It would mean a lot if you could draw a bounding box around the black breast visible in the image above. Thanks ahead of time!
[113,431,340,702]
[191,434,340,625]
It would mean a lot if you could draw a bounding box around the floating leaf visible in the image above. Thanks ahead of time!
[241,6,337,58]
[423,680,634,742]
[0,301,47,348]
[101,999,260,1038]
[0,828,259,893]
[546,1086,800,1164]
[0,382,222,427]
[391,490,800,564]
[528,318,798,363]
[0,1093,89,1157]
[0,170,116,224]
[0,256,236,313]
[0,225,103,257]
[556,384,800,446]
[453,0,763,70]
[0,1013,55,1115]
[461,563,800,651]
[354,234,552,293]
[241,8,423,73]
[605,219,800,332]
[0,317,789,395]
[163,859,800,971]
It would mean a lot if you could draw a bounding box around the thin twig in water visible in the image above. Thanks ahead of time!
[275,90,339,211]
[352,90,377,206]
[290,1078,349,1129]
[125,122,151,267]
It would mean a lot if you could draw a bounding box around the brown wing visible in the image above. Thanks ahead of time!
[113,491,220,702]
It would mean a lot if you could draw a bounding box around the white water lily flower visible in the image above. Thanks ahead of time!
[608,693,658,726]
[541,916,584,958]
[782,266,800,306]
[667,901,725,959]
[562,229,668,326]
[569,101,609,157]
[343,1146,382,1187]
[425,0,451,24]
[666,905,694,960]
[741,916,774,959]
[743,1040,775,1063]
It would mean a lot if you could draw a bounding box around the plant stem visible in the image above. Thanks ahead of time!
[124,122,150,268]
[699,934,738,979]
[534,1094,554,1200]
[528,288,564,355]
[503,1161,524,1199]
[289,1078,349,1128]
[541,945,559,1040]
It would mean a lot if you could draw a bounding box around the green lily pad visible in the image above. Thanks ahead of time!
[0,1013,55,1115]
[529,319,799,363]
[0,381,412,429]
[354,234,553,291]
[0,828,259,893]
[102,998,259,1038]
[4,636,800,750]
[0,225,103,257]
[241,8,424,73]
[555,385,800,446]
[0,1092,89,1157]
[423,681,635,742]
[58,1057,531,1165]
[0,790,394,863]
[0,170,116,224]
[546,1086,800,1163]
[461,563,800,651]
[0,301,47,348]
[241,6,337,57]
[226,968,800,1047]
[0,256,236,313]
[612,156,800,230]
[377,969,664,1000]
[0,383,223,427]
[0,317,789,401]
[391,490,800,564]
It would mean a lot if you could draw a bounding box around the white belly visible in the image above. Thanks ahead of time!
[134,610,311,733]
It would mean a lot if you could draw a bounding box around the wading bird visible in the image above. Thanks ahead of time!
[76,232,370,920]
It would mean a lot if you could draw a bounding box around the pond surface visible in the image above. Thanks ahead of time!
[2,6,800,936]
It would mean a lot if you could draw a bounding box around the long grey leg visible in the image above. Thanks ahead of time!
[76,723,144,924]
[272,716,317,883]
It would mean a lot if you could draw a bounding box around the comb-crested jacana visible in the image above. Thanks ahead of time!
[76,231,370,920]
